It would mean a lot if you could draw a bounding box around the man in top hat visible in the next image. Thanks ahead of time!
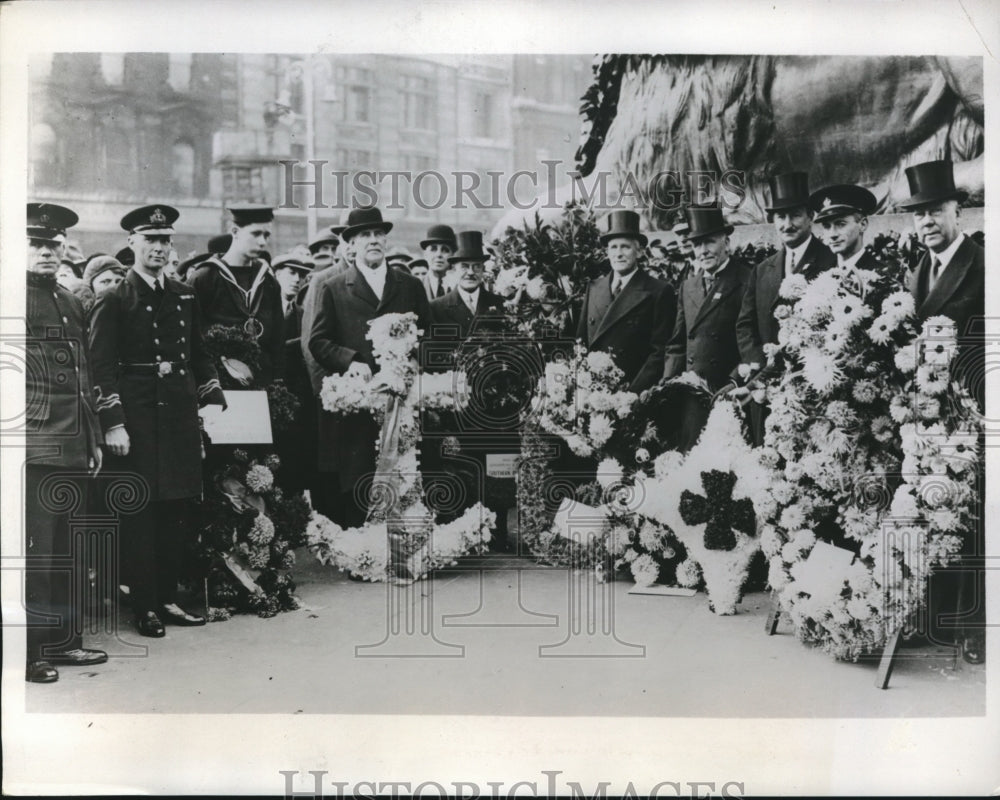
[577,210,676,393]
[188,204,285,385]
[808,184,882,270]
[726,172,836,444]
[901,159,985,664]
[429,231,507,364]
[308,206,431,527]
[24,202,108,682]
[664,205,752,444]
[420,224,458,301]
[89,204,227,638]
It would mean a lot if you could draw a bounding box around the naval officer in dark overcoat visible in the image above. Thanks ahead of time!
[89,205,227,637]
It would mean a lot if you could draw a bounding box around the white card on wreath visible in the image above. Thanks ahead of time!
[792,541,855,602]
[552,497,608,545]
[200,390,273,444]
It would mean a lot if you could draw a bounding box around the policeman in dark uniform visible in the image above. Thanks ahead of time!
[25,203,108,683]
[89,205,227,637]
[188,204,285,385]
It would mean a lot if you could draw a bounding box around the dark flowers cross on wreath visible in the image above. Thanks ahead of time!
[679,470,756,551]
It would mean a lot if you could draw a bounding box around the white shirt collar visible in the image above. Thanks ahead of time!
[357,260,387,298]
[611,267,639,289]
[788,235,813,260]
[838,247,866,269]
[461,286,480,307]
[931,232,966,270]
[133,269,163,291]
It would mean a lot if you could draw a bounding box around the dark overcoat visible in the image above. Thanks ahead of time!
[428,287,506,370]
[308,265,431,489]
[907,234,985,409]
[663,256,752,391]
[576,268,676,393]
[89,270,225,500]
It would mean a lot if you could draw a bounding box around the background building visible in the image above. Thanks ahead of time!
[28,52,592,259]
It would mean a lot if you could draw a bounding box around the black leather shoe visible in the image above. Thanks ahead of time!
[137,611,166,638]
[46,648,108,666]
[160,603,206,626]
[26,660,59,683]
[962,633,985,665]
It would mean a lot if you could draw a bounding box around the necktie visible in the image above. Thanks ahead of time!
[464,293,476,313]
[435,280,444,299]
[787,250,797,276]
[154,280,164,298]
[928,257,942,293]
[702,274,713,296]
[611,278,621,298]
[285,299,294,317]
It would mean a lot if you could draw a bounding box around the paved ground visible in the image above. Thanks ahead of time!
[26,551,985,716]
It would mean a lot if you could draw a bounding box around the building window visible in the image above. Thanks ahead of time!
[168,54,192,92]
[402,154,434,218]
[222,166,260,201]
[337,66,374,124]
[473,91,493,138]
[100,53,124,85]
[171,141,195,196]
[401,74,434,130]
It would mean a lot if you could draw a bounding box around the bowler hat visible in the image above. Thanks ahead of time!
[27,202,78,242]
[228,203,274,226]
[208,234,232,254]
[765,172,812,214]
[809,184,878,223]
[448,231,489,263]
[331,207,353,236]
[420,224,457,250]
[341,206,393,242]
[685,206,734,241]
[308,228,340,253]
[121,204,179,235]
[898,160,968,209]
[600,210,648,246]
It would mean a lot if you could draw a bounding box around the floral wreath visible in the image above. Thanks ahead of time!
[307,313,496,580]
[758,264,981,660]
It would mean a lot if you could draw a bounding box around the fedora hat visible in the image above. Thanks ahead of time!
[308,228,340,253]
[420,224,457,250]
[765,172,812,214]
[685,206,734,241]
[809,184,878,223]
[600,210,648,246]
[341,206,393,242]
[898,160,968,209]
[448,231,489,263]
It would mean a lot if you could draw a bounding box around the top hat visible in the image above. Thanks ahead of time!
[341,206,393,242]
[765,172,812,213]
[809,184,878,223]
[448,231,489,263]
[272,254,314,275]
[898,160,968,209]
[208,234,232,254]
[308,228,340,253]
[420,224,457,250]
[227,203,274,226]
[27,202,79,243]
[121,204,179,235]
[600,210,648,246]
[685,205,734,241]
